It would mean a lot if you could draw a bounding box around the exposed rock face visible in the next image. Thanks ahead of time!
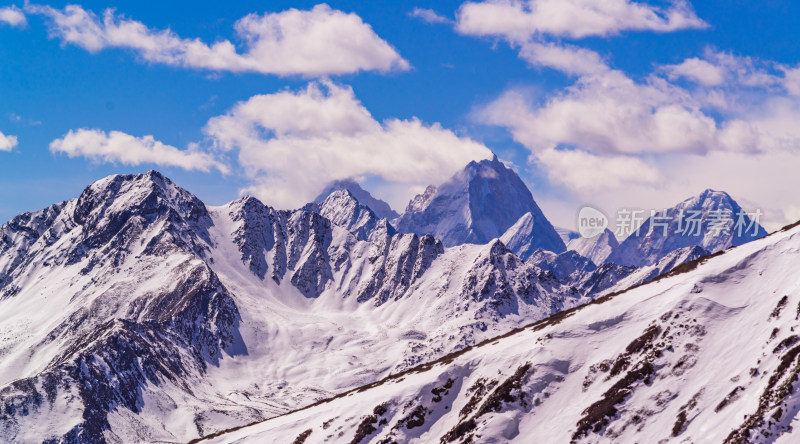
[0,171,763,443]
[0,171,241,443]
[609,189,767,267]
[574,245,710,296]
[395,156,565,253]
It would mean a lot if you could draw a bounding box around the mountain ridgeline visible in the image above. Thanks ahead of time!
[0,170,586,442]
[0,159,770,443]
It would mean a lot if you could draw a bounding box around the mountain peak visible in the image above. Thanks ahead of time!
[307,188,388,241]
[71,171,212,251]
[313,178,398,220]
[396,158,565,252]
[608,189,767,266]
[567,228,619,265]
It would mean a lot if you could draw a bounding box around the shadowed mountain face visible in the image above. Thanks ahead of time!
[303,188,394,242]
[609,189,768,267]
[0,169,771,443]
[395,156,566,253]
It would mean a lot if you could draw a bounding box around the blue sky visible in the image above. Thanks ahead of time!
[1,1,800,231]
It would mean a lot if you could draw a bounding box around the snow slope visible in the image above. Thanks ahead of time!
[204,221,800,444]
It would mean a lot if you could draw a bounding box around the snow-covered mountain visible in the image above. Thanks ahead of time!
[527,249,597,281]
[0,171,590,443]
[204,220,800,444]
[608,189,767,267]
[395,156,566,253]
[303,189,392,241]
[526,244,707,298]
[568,228,620,265]
[312,178,399,221]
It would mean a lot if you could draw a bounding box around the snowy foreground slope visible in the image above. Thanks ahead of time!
[204,222,800,444]
[0,172,596,443]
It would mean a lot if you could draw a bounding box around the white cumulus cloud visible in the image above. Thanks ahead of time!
[25,3,409,77]
[537,147,661,192]
[0,5,25,27]
[478,46,800,229]
[409,8,452,24]
[50,129,227,173]
[203,81,493,209]
[663,57,726,86]
[519,41,609,76]
[455,0,707,41]
[663,49,782,91]
[0,131,18,151]
[478,70,761,156]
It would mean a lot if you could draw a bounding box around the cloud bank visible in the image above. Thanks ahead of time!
[50,129,227,173]
[204,81,493,208]
[25,3,409,77]
[455,0,707,41]
[48,82,492,210]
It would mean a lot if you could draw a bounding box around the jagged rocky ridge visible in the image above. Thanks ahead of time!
[0,171,767,443]
[302,189,393,242]
[0,172,592,443]
[204,220,800,444]
[0,173,240,442]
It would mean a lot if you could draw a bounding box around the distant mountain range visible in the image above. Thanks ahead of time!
[607,189,767,267]
[0,157,772,443]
